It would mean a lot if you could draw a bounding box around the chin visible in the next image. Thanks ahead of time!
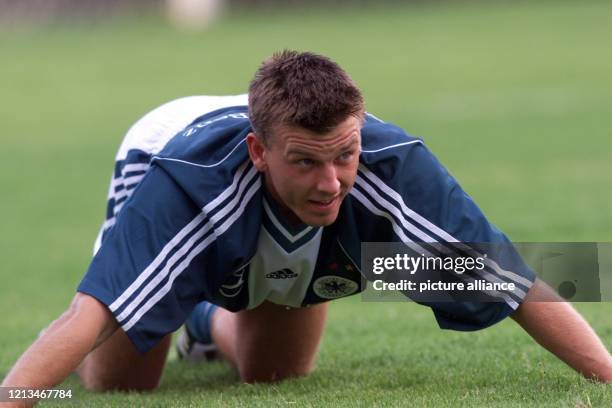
[301,213,339,227]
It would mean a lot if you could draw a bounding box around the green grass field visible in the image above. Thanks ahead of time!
[1,1,611,406]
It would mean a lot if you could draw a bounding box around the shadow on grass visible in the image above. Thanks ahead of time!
[158,359,240,392]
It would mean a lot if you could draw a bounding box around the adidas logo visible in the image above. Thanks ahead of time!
[266,268,298,279]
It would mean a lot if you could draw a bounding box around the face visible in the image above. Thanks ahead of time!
[247,116,362,227]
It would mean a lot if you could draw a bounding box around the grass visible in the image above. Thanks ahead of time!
[1,1,611,406]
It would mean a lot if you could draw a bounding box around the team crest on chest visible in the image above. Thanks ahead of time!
[313,276,359,299]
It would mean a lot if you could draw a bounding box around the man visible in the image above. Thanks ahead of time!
[2,50,611,403]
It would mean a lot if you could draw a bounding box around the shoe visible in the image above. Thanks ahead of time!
[176,325,219,362]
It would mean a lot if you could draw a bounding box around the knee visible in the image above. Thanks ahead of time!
[77,357,162,392]
[77,332,170,393]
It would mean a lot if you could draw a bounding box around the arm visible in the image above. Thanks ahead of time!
[1,293,117,404]
[511,279,612,383]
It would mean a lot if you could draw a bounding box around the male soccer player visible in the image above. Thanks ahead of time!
[2,51,611,403]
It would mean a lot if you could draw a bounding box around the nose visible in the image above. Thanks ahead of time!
[316,163,341,196]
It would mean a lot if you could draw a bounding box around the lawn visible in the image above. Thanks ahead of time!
[1,1,611,406]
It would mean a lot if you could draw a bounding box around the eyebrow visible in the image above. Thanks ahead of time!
[286,137,360,157]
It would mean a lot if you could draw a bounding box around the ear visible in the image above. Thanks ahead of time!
[246,132,268,172]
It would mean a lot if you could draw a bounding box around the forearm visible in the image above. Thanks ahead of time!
[511,279,612,382]
[1,293,117,390]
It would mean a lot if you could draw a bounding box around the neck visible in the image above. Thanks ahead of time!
[263,179,304,226]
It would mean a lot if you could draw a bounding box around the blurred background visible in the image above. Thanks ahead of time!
[1,0,611,390]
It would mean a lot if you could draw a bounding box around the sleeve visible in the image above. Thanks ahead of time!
[78,165,213,353]
[359,141,536,331]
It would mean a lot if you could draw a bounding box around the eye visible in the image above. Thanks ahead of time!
[337,151,355,162]
[297,158,315,167]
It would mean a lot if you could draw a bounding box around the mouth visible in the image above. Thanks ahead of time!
[307,196,339,211]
